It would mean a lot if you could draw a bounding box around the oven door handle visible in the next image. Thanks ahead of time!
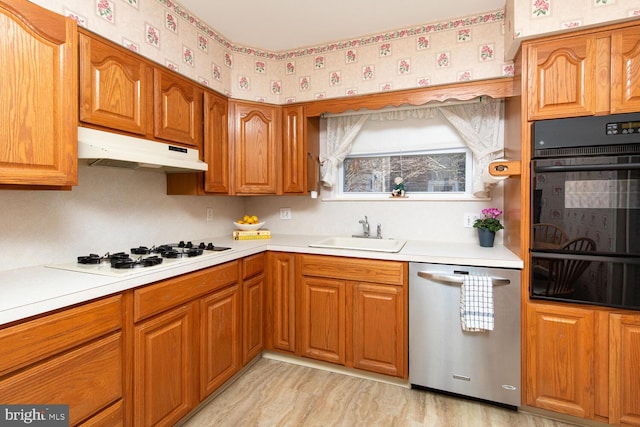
[535,162,640,173]
[417,271,511,286]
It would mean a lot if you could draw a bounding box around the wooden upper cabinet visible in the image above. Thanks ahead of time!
[230,100,281,194]
[611,26,640,114]
[153,68,203,148]
[79,31,150,135]
[282,105,306,194]
[204,90,230,193]
[0,0,78,187]
[527,35,597,120]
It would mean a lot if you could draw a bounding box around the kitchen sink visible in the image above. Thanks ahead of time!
[309,236,407,253]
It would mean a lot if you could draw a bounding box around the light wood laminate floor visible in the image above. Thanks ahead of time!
[182,358,581,427]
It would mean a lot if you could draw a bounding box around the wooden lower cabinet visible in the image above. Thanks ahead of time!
[0,295,124,426]
[296,254,408,379]
[352,282,405,377]
[609,313,640,426]
[525,302,595,419]
[526,302,640,425]
[298,275,347,365]
[0,334,123,426]
[266,252,297,353]
[243,273,265,364]
[200,284,242,399]
[134,303,196,427]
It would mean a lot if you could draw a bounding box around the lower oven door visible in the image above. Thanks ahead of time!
[531,154,640,310]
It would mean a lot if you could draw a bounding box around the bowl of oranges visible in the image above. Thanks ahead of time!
[233,215,265,231]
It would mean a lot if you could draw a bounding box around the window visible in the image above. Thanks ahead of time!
[341,148,470,196]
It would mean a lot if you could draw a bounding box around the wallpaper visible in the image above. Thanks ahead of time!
[505,0,640,58]
[31,0,638,104]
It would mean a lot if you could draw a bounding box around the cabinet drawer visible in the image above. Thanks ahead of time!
[0,295,122,376]
[77,400,124,427]
[0,333,123,426]
[300,255,406,286]
[134,261,239,321]
[243,253,265,279]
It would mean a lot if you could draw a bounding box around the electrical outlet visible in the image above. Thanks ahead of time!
[280,207,292,220]
[464,213,481,228]
[206,208,214,222]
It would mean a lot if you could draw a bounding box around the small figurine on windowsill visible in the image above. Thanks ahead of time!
[391,176,406,197]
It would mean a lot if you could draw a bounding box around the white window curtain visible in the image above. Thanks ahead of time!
[319,99,503,197]
[319,107,438,187]
[319,114,369,188]
[437,99,504,198]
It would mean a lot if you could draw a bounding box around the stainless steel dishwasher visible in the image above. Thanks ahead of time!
[409,262,521,409]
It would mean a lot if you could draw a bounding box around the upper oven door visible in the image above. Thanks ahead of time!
[532,154,640,256]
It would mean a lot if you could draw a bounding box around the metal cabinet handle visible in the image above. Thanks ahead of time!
[417,271,510,286]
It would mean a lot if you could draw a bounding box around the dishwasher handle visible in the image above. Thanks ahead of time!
[417,271,511,286]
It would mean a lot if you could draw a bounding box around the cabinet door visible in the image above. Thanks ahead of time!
[153,69,203,147]
[204,90,230,193]
[527,36,597,120]
[267,252,296,353]
[298,276,346,364]
[0,0,77,186]
[243,273,265,364]
[525,302,594,419]
[352,282,406,378]
[200,284,241,399]
[611,26,640,114]
[231,101,280,194]
[282,105,305,194]
[134,304,196,427]
[79,31,150,135]
[0,333,122,426]
[609,313,640,426]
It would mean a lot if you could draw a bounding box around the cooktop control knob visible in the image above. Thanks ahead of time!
[206,243,215,250]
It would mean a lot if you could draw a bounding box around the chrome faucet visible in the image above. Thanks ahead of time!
[356,216,370,238]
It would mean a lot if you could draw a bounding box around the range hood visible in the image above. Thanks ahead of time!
[78,127,208,173]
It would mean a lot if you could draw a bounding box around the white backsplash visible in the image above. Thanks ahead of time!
[1,161,505,272]
[244,192,504,244]
[0,163,244,272]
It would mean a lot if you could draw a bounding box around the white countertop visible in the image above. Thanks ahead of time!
[0,234,523,325]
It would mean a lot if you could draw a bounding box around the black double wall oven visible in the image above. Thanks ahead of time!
[531,112,640,310]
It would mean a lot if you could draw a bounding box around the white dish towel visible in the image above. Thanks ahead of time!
[460,275,494,332]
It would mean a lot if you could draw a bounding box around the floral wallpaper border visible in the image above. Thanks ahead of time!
[157,0,505,61]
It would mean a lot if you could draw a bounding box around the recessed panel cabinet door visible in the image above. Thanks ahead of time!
[609,313,640,426]
[79,31,150,135]
[243,273,265,364]
[154,69,203,148]
[267,252,296,353]
[200,285,241,399]
[282,106,306,194]
[611,26,640,114]
[0,0,77,186]
[204,90,230,193]
[527,36,597,120]
[352,282,405,378]
[134,304,196,427]
[298,276,346,365]
[525,302,595,419]
[231,101,280,194]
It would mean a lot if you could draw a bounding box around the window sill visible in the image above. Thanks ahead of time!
[320,194,491,202]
